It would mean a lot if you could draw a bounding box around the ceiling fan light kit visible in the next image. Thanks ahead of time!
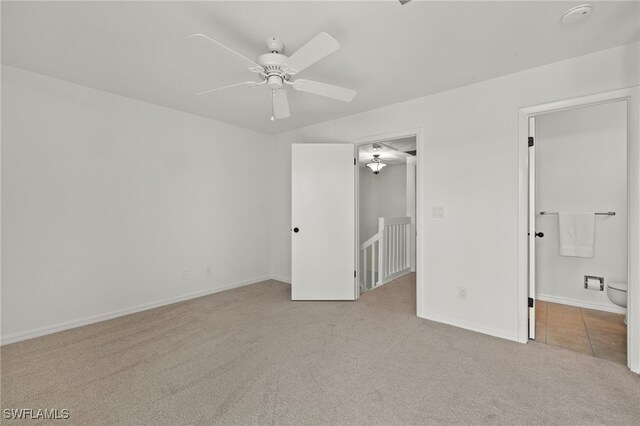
[366,154,387,175]
[191,32,357,121]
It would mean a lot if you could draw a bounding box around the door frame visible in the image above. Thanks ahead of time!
[517,87,639,373]
[352,128,424,316]
[527,116,536,340]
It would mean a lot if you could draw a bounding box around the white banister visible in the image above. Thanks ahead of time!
[360,232,382,250]
[359,231,381,292]
[359,217,412,293]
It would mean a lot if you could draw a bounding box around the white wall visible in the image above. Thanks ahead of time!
[271,42,640,342]
[359,164,407,244]
[1,65,274,342]
[536,101,627,312]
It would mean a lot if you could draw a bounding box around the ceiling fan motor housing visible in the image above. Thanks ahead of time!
[258,52,288,69]
[258,52,291,88]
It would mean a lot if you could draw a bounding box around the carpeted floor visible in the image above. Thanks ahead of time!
[1,273,639,425]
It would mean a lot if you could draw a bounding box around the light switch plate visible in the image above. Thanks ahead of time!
[432,206,445,219]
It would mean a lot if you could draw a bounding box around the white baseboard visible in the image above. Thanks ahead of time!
[381,268,412,284]
[270,275,291,284]
[1,276,271,346]
[419,311,519,343]
[536,293,627,314]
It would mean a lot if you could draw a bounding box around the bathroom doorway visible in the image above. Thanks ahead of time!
[356,136,417,296]
[533,101,627,364]
[520,89,639,369]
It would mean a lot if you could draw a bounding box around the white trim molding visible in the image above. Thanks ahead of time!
[1,276,271,346]
[536,294,627,315]
[421,311,519,343]
[270,275,292,284]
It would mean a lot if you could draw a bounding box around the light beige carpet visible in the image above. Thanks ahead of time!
[2,273,639,425]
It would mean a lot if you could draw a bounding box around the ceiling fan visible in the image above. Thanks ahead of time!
[190,32,357,120]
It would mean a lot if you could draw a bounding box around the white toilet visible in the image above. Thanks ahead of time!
[606,282,628,325]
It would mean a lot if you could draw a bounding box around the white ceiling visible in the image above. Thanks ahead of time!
[358,136,416,166]
[2,1,639,135]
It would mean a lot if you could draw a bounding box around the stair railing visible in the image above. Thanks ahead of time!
[359,216,411,293]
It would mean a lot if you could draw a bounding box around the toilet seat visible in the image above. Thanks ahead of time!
[606,282,628,325]
[609,282,628,292]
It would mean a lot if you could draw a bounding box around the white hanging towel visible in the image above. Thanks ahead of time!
[558,212,595,258]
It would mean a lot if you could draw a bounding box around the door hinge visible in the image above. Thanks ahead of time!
[528,136,534,147]
[354,270,357,278]
[528,297,534,308]
[354,158,356,165]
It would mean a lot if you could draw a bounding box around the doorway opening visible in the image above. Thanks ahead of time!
[356,136,417,295]
[519,88,639,372]
[531,100,628,364]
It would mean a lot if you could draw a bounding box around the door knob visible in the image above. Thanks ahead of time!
[535,232,544,238]
[293,227,299,233]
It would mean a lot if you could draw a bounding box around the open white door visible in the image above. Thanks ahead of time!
[528,116,536,339]
[291,144,356,300]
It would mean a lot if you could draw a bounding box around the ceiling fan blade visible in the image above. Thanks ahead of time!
[196,81,260,96]
[272,89,290,119]
[285,32,340,75]
[292,79,357,102]
[189,34,261,68]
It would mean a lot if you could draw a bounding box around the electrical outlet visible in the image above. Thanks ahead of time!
[181,270,189,280]
[458,286,468,300]
[207,265,213,276]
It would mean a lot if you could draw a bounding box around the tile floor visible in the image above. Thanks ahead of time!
[535,300,627,365]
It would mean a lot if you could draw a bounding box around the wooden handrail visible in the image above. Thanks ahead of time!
[380,216,411,226]
[360,231,382,251]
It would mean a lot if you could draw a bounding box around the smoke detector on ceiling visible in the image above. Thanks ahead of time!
[561,4,593,24]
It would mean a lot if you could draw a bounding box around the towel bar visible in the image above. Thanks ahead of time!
[538,211,615,216]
